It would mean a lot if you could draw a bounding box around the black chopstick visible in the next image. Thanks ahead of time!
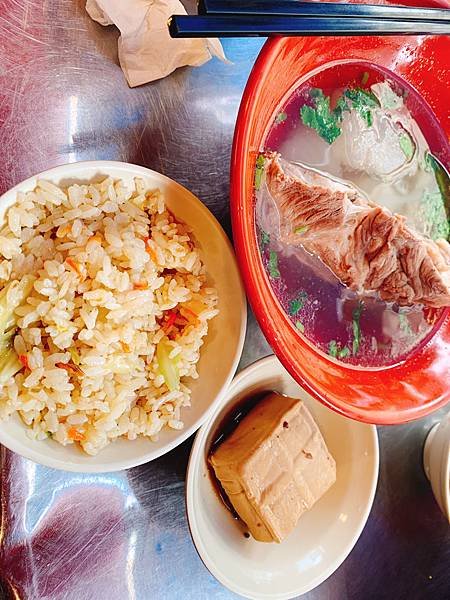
[197,0,450,22]
[168,14,450,37]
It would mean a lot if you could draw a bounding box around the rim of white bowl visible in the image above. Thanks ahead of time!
[186,355,379,599]
[0,160,247,472]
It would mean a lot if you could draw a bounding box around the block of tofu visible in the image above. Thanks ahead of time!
[209,393,336,543]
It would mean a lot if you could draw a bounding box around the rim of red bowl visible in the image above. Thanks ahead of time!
[230,13,450,425]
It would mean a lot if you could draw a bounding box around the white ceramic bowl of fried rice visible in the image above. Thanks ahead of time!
[0,161,246,472]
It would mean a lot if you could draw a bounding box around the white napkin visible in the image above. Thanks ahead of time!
[86,0,227,87]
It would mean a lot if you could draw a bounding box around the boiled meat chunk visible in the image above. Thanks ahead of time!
[264,152,450,308]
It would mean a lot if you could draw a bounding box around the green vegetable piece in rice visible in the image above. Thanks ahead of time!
[0,276,35,335]
[0,328,15,357]
[0,276,35,385]
[157,339,180,392]
[0,348,22,386]
[69,347,81,366]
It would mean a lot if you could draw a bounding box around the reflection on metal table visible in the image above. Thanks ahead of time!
[0,1,448,599]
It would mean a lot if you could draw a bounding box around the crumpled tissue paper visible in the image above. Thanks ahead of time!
[86,0,227,87]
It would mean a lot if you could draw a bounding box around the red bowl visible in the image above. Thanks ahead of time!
[231,1,450,425]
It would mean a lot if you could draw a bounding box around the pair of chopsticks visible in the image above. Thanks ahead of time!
[168,0,450,37]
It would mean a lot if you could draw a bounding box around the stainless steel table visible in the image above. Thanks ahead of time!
[0,2,448,599]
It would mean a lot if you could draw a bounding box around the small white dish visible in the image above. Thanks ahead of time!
[186,355,379,600]
[0,161,246,472]
[423,412,450,522]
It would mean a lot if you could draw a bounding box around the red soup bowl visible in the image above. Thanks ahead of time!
[231,1,450,425]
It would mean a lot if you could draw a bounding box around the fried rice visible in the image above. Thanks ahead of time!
[0,176,218,455]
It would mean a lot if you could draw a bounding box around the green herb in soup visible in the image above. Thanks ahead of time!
[295,321,305,333]
[275,112,287,124]
[399,131,415,161]
[300,88,342,144]
[352,302,364,356]
[289,291,307,315]
[301,85,380,143]
[342,87,380,127]
[420,190,449,241]
[260,229,270,249]
[399,312,413,335]
[328,340,351,360]
[425,152,450,214]
[254,154,266,191]
[268,250,280,278]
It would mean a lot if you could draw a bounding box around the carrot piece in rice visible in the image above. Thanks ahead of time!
[18,354,29,369]
[68,427,84,441]
[65,257,82,276]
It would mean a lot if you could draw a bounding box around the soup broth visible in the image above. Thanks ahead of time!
[256,62,449,367]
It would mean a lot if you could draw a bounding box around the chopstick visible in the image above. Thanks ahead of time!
[168,14,450,37]
[197,0,450,22]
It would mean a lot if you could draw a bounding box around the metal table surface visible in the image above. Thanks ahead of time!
[0,1,449,599]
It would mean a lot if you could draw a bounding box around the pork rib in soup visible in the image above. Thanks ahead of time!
[265,153,450,308]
